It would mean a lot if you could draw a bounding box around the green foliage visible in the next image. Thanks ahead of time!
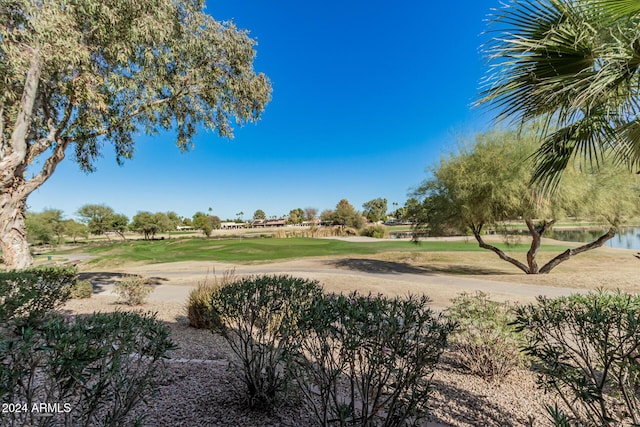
[76,204,129,240]
[76,204,116,237]
[210,275,324,409]
[63,219,88,243]
[25,209,67,245]
[1,0,271,171]
[362,197,388,223]
[70,280,93,299]
[447,291,527,382]
[131,211,173,239]
[480,0,640,189]
[192,212,221,237]
[513,291,640,426]
[253,209,267,221]
[113,275,153,306]
[0,311,176,427]
[186,268,236,329]
[323,199,364,229]
[412,127,640,273]
[295,291,454,426]
[287,208,305,225]
[0,266,77,326]
[359,224,389,238]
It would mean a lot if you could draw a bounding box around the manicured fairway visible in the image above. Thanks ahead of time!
[53,237,571,265]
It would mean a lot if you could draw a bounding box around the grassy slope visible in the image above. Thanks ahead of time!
[52,237,571,265]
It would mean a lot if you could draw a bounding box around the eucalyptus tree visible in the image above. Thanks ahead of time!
[0,0,271,268]
[479,0,640,190]
[411,128,640,274]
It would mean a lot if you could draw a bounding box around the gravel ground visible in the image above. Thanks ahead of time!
[60,296,557,427]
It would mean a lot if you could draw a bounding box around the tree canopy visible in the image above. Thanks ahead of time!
[412,127,640,274]
[479,0,640,190]
[362,198,387,223]
[0,0,271,268]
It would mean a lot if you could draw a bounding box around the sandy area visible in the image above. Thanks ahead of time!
[53,238,639,426]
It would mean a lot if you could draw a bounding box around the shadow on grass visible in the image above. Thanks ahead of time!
[328,258,507,276]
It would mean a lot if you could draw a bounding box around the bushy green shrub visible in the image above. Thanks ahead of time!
[70,280,93,299]
[114,275,153,305]
[513,291,640,426]
[0,311,176,427]
[446,291,526,381]
[359,224,389,238]
[210,275,323,409]
[295,291,454,426]
[0,266,77,326]
[186,268,236,329]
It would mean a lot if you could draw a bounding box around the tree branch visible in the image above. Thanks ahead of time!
[8,49,42,163]
[472,225,531,273]
[1,49,42,187]
[0,106,5,157]
[76,90,183,141]
[23,137,71,196]
[539,227,617,274]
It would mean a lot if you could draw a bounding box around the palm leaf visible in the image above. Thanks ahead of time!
[594,0,640,19]
[531,113,615,191]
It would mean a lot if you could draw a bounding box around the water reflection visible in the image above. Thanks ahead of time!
[550,227,640,250]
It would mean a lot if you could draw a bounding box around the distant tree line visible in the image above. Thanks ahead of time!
[25,197,410,244]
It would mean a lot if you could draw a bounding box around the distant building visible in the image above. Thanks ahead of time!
[221,222,248,229]
[176,226,195,231]
[252,218,287,227]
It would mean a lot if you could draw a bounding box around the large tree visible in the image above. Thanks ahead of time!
[479,0,640,189]
[411,128,640,274]
[329,199,364,229]
[76,204,128,241]
[362,197,387,223]
[0,0,271,268]
[131,211,172,240]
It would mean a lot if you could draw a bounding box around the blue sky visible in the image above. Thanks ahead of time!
[27,1,502,221]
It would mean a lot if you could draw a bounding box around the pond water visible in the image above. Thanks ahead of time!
[550,227,640,251]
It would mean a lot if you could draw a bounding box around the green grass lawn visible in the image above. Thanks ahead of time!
[49,237,571,265]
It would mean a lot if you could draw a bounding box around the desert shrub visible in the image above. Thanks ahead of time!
[210,275,323,409]
[295,291,454,426]
[114,275,153,305]
[70,280,93,299]
[186,268,236,329]
[513,291,640,426]
[446,291,526,382]
[0,266,77,326]
[0,311,176,427]
[359,224,389,238]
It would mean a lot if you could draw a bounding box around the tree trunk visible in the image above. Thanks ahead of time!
[471,223,531,274]
[524,219,556,275]
[0,193,33,269]
[539,227,617,274]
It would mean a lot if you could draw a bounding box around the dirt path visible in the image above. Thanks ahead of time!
[81,256,586,308]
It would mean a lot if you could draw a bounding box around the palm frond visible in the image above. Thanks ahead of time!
[594,0,640,19]
[531,113,615,191]
[479,0,597,121]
